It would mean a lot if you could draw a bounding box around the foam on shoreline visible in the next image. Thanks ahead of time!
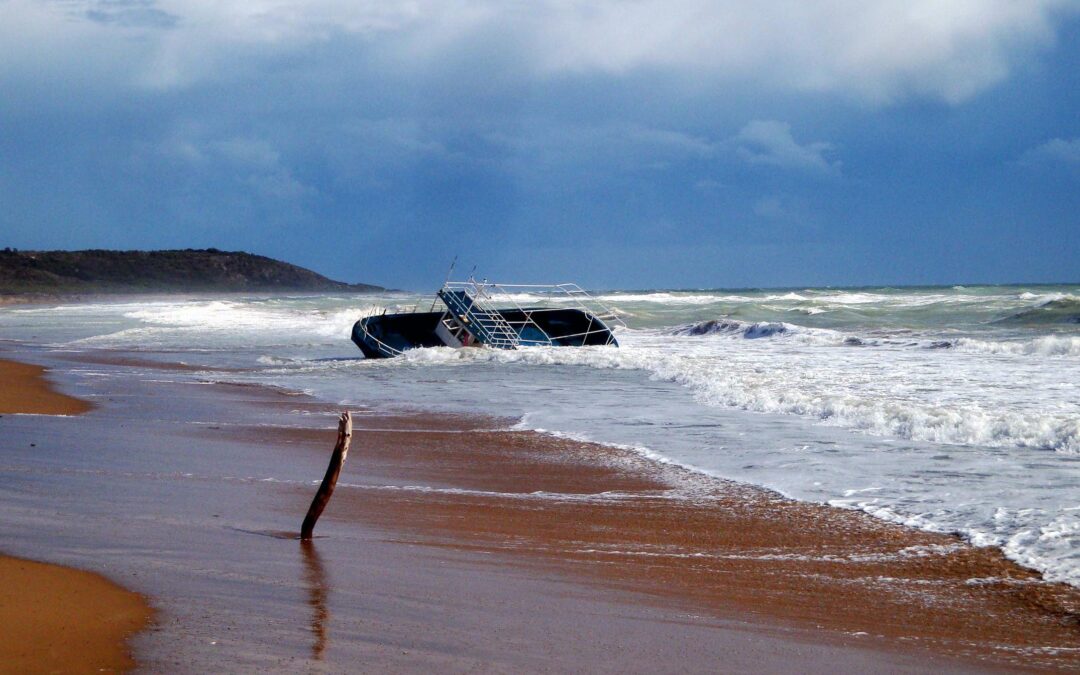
[311,412,1080,670]
[4,342,1079,671]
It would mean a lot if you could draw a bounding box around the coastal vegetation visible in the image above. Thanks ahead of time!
[0,248,381,295]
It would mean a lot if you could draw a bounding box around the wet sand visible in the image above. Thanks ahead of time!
[0,554,152,674]
[0,357,94,415]
[194,404,1080,669]
[1,347,1077,671]
[0,356,149,673]
[301,413,1080,671]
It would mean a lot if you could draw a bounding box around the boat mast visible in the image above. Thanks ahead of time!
[430,255,458,312]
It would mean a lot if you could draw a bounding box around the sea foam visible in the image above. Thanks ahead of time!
[6,285,1078,589]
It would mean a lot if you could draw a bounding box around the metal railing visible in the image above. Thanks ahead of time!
[438,287,521,349]
[439,279,624,349]
[356,318,406,357]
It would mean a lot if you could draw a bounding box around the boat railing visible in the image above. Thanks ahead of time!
[438,284,522,348]
[356,318,406,357]
[440,279,624,347]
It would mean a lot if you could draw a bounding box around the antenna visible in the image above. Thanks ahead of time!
[431,255,459,312]
[444,255,458,285]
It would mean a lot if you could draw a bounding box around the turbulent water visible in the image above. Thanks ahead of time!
[2,284,1078,586]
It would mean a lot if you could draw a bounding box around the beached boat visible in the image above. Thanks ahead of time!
[352,279,623,358]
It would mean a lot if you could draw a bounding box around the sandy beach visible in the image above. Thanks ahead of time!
[0,345,1076,672]
[0,356,150,674]
[0,357,94,415]
[5,0,1079,667]
[190,407,1080,671]
[320,419,1080,669]
[0,555,151,674]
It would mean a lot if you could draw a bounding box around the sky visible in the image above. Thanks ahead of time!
[1,1,1079,290]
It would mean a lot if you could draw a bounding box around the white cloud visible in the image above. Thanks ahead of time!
[735,121,839,175]
[3,1,1078,102]
[1021,137,1080,165]
[516,0,1078,103]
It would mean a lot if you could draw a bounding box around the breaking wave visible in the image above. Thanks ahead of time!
[6,286,1080,590]
[949,335,1080,357]
[670,319,792,338]
[672,317,1080,357]
[395,337,1080,455]
[64,300,384,349]
[668,317,864,346]
[996,296,1080,326]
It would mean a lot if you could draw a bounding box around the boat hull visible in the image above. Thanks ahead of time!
[351,311,445,358]
[352,308,618,358]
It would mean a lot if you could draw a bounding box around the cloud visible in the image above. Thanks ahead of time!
[518,1,1079,103]
[753,196,790,220]
[149,131,314,199]
[487,123,714,169]
[80,0,179,29]
[211,138,281,169]
[1021,137,1080,165]
[735,121,839,175]
[5,0,1078,103]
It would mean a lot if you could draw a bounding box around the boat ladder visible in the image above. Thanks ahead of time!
[437,287,522,350]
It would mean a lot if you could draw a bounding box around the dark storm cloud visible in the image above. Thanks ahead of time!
[1,1,1078,288]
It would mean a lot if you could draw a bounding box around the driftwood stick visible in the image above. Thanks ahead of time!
[301,411,352,540]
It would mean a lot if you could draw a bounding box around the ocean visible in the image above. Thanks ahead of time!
[3,283,1078,588]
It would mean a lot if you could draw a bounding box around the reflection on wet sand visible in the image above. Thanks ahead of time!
[300,539,329,660]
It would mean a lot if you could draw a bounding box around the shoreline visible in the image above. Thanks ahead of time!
[173,364,1080,668]
[303,410,1080,670]
[1,346,1077,671]
[0,553,153,674]
[0,357,95,415]
[0,357,150,673]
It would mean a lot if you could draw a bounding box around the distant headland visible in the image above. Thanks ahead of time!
[0,248,383,297]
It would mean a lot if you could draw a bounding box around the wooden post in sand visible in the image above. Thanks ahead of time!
[301,412,352,540]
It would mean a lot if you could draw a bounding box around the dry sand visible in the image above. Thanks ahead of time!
[0,358,94,415]
[0,555,152,674]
